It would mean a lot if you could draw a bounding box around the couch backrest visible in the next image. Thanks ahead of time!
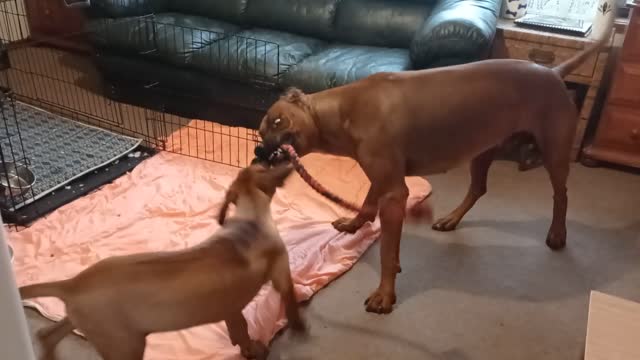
[244,0,341,41]
[90,0,440,50]
[333,0,435,48]
[87,0,170,18]
[168,0,248,24]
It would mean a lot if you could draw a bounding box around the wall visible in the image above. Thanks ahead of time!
[0,219,36,360]
[0,0,30,43]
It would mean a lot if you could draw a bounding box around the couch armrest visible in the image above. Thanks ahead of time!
[87,0,168,18]
[410,0,501,69]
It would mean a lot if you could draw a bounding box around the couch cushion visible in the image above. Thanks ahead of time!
[192,29,326,83]
[88,16,158,53]
[88,14,241,66]
[152,13,241,65]
[167,0,247,24]
[282,45,411,93]
[334,0,434,48]
[245,0,340,41]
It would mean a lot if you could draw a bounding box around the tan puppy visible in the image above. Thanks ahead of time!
[19,164,306,360]
[258,18,614,314]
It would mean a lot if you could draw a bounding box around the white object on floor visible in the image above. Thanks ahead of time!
[0,219,37,360]
[584,290,640,359]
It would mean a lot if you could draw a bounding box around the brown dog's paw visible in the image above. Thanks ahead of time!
[331,217,365,234]
[241,340,269,360]
[546,228,567,251]
[364,288,396,314]
[432,214,461,232]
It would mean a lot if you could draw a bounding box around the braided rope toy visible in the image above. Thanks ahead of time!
[253,143,431,219]
[279,144,432,221]
[280,144,364,213]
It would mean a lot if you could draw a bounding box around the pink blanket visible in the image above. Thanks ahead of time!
[9,125,431,359]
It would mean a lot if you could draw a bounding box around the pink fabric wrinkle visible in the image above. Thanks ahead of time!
[8,120,432,360]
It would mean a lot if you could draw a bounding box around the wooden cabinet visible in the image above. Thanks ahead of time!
[23,0,88,51]
[582,2,640,168]
[492,19,613,169]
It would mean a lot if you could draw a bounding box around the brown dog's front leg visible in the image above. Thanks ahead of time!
[365,184,408,314]
[332,185,380,234]
[226,313,268,360]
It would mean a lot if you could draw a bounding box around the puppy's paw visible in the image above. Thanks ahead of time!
[241,340,269,360]
[332,217,365,233]
[364,287,396,314]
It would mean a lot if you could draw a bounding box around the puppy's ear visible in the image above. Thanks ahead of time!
[217,190,237,225]
[268,163,295,188]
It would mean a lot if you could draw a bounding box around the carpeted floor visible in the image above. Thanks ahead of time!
[21,160,640,360]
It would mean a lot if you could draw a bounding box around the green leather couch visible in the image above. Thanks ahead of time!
[85,0,501,126]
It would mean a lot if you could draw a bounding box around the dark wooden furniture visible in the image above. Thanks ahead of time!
[491,19,615,170]
[582,0,640,169]
[23,0,88,51]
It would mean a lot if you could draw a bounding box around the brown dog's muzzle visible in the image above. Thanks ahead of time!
[253,132,294,166]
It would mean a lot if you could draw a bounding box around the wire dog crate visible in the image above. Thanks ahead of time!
[0,0,284,225]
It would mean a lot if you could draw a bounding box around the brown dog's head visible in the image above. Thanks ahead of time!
[217,163,294,225]
[258,87,319,159]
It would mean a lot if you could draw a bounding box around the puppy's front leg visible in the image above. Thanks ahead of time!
[270,251,307,334]
[332,184,380,234]
[226,313,268,360]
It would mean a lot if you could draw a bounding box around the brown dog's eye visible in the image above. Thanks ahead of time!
[272,118,281,128]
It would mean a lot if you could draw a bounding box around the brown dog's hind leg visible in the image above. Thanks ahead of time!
[544,160,569,250]
[536,100,575,250]
[539,141,571,250]
[332,185,380,233]
[38,317,74,360]
[433,148,497,232]
[365,183,408,314]
[226,312,268,360]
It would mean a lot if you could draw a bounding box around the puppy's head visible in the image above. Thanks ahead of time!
[258,87,318,159]
[217,163,294,225]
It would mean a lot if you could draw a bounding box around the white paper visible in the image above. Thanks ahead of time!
[527,0,599,21]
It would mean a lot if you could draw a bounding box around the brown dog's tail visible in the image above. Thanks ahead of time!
[553,12,615,79]
[19,280,69,300]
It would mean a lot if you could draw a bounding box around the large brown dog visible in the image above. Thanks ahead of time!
[258,18,614,314]
[19,164,306,360]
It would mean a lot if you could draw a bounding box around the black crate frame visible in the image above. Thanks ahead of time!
[0,0,285,224]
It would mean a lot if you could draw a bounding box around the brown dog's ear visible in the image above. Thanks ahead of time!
[217,190,237,225]
[282,87,309,109]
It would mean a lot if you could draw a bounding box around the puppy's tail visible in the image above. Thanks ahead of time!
[19,280,69,300]
[553,12,615,79]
